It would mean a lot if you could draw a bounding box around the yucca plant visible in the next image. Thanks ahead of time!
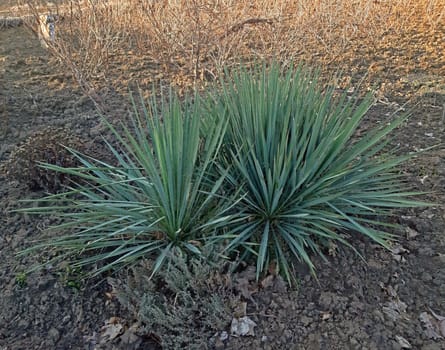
[18,90,230,276]
[207,63,425,283]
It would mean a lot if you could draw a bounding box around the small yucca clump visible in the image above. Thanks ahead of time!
[207,64,425,283]
[18,91,230,277]
[2,127,87,192]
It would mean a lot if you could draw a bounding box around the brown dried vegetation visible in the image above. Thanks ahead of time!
[14,0,444,100]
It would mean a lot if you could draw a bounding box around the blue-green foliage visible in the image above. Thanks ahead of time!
[207,64,424,283]
[19,64,425,284]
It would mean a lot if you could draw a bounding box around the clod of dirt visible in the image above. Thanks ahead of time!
[405,227,420,239]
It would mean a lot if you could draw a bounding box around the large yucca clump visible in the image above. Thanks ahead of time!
[19,64,424,284]
[207,64,423,283]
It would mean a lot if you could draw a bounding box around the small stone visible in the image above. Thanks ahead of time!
[422,272,432,282]
[48,327,60,343]
[393,254,403,262]
[301,315,313,326]
[405,227,419,239]
[318,292,333,309]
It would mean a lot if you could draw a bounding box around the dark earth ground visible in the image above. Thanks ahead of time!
[1,20,445,350]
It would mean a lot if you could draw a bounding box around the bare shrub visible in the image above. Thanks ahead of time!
[17,0,445,102]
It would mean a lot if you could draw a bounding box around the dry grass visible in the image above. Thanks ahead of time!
[15,0,445,101]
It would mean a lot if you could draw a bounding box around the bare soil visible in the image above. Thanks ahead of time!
[1,13,445,350]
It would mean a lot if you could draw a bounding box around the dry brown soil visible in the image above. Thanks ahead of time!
[1,7,445,350]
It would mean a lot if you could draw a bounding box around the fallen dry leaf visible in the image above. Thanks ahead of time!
[395,335,412,349]
[429,308,445,338]
[238,265,256,280]
[260,275,275,289]
[419,312,443,340]
[99,317,124,344]
[379,283,398,298]
[119,328,141,347]
[382,300,409,321]
[267,261,278,275]
[230,316,257,337]
[234,277,257,300]
[429,308,445,321]
[233,301,247,318]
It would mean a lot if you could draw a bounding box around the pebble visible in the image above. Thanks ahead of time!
[301,315,313,326]
[48,327,60,343]
[422,272,432,282]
